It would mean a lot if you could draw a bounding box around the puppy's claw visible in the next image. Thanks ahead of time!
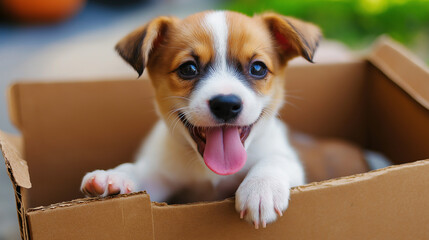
[254,221,259,229]
[91,176,105,195]
[240,210,246,219]
[235,177,291,228]
[107,183,120,195]
[84,181,93,193]
[275,207,283,217]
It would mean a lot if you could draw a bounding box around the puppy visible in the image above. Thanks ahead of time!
[81,10,321,228]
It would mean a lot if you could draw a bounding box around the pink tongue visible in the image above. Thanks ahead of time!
[203,127,247,175]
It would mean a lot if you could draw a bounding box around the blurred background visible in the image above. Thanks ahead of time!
[227,0,429,56]
[0,0,428,239]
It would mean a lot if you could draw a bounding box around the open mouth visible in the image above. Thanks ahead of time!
[178,112,252,175]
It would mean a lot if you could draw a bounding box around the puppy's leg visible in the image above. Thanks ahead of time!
[235,119,305,228]
[81,121,179,201]
[81,162,175,201]
[235,157,303,228]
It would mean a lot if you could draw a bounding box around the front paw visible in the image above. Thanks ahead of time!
[81,170,135,197]
[235,177,290,228]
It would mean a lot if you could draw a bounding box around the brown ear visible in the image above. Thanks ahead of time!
[115,16,177,77]
[259,12,322,63]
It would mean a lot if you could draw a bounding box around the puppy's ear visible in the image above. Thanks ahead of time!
[259,12,322,63]
[115,16,177,77]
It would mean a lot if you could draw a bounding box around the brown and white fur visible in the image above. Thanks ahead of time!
[81,10,321,228]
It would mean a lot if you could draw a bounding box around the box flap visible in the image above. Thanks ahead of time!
[27,192,154,240]
[0,131,31,239]
[366,36,429,164]
[0,131,31,188]
[368,36,429,110]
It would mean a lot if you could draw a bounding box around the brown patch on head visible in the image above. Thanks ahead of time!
[116,11,216,121]
[257,12,322,64]
[226,12,279,96]
[115,16,178,76]
[147,12,215,119]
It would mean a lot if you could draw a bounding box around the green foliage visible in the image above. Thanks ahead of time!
[225,0,429,49]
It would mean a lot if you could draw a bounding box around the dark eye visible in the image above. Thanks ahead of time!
[249,61,268,79]
[177,61,199,80]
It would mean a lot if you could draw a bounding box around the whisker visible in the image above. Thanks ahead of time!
[166,106,189,124]
[162,96,192,101]
[284,101,301,111]
[283,94,305,101]
[170,115,183,134]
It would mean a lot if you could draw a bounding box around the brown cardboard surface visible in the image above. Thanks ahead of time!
[367,64,429,164]
[0,131,30,188]
[369,36,429,109]
[8,79,157,207]
[1,37,429,239]
[281,61,368,145]
[27,193,154,240]
[7,84,22,131]
[151,160,429,240]
[366,38,429,164]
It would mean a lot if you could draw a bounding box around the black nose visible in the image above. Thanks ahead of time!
[209,94,243,122]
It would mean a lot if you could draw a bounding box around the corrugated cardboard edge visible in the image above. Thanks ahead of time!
[0,131,31,240]
[151,159,429,210]
[0,131,30,188]
[291,158,429,192]
[27,191,148,213]
[27,158,429,215]
[368,36,429,110]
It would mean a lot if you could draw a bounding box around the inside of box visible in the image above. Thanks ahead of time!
[9,60,429,209]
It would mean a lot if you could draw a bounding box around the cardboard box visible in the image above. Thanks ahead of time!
[1,37,429,240]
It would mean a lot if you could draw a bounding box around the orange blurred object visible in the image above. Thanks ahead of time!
[3,0,86,24]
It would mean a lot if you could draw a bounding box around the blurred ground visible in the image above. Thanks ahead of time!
[0,2,359,239]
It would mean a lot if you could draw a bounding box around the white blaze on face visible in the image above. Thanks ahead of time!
[204,11,228,70]
[187,11,268,127]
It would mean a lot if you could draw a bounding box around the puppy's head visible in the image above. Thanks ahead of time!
[116,11,321,175]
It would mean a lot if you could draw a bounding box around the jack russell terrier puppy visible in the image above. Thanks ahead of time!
[81,10,321,228]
